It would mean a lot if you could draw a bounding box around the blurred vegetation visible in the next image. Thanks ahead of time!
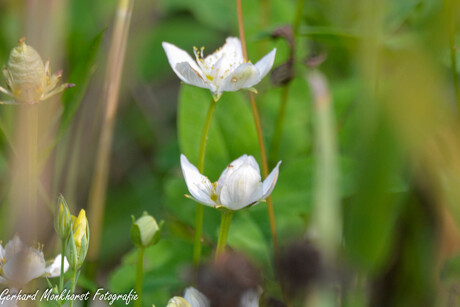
[0,0,459,306]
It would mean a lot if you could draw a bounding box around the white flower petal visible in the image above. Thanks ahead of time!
[219,164,264,210]
[0,244,5,259]
[220,63,260,92]
[167,297,191,307]
[45,254,69,278]
[262,161,282,199]
[3,248,46,286]
[175,62,214,91]
[4,235,25,260]
[184,287,210,307]
[208,37,244,77]
[240,290,260,307]
[216,155,259,194]
[254,48,276,80]
[181,154,216,207]
[162,42,210,88]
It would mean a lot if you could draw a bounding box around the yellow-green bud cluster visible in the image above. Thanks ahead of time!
[53,195,90,271]
[130,212,163,248]
[66,209,90,270]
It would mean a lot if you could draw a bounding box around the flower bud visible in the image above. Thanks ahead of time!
[66,209,90,270]
[54,195,72,240]
[130,212,163,248]
[166,297,191,307]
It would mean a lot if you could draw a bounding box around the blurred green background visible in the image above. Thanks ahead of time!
[0,0,460,306]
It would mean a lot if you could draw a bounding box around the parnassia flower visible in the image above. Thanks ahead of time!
[181,154,281,211]
[162,37,276,101]
[167,287,260,307]
[0,235,69,287]
[167,287,210,307]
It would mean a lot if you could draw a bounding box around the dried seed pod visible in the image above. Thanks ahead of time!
[0,37,74,105]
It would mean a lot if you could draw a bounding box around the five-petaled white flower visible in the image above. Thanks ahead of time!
[181,154,281,211]
[0,235,69,287]
[162,37,276,101]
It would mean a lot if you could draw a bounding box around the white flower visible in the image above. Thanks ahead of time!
[162,37,276,101]
[167,287,259,307]
[167,287,209,307]
[181,154,281,210]
[0,235,69,287]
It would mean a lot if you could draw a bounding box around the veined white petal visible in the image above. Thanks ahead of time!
[220,63,260,92]
[219,164,263,210]
[175,62,215,91]
[261,161,282,199]
[216,155,259,195]
[45,254,69,277]
[184,287,210,307]
[162,42,210,89]
[4,235,24,260]
[167,297,191,307]
[254,48,276,80]
[181,155,216,207]
[3,248,46,286]
[220,37,244,63]
[240,290,260,307]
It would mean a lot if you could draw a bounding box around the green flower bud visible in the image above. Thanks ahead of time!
[66,209,90,270]
[130,212,163,248]
[54,195,72,240]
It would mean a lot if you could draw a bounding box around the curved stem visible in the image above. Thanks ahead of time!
[236,0,279,258]
[215,210,234,259]
[193,99,217,268]
[134,247,145,307]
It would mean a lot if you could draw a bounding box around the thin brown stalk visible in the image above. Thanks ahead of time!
[87,0,134,263]
[236,0,279,258]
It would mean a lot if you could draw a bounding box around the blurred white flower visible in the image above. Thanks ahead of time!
[167,287,209,307]
[181,154,281,210]
[167,287,259,307]
[0,235,69,287]
[162,37,276,101]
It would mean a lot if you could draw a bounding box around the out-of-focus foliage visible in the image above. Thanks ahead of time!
[0,0,459,306]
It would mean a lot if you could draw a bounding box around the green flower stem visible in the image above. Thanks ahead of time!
[134,247,145,307]
[236,0,279,259]
[193,98,217,268]
[69,270,78,307]
[59,238,66,292]
[215,210,234,258]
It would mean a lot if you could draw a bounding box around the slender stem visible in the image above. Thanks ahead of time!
[59,238,66,292]
[134,247,145,307]
[448,0,460,115]
[269,86,290,167]
[193,99,217,268]
[215,210,234,258]
[293,0,305,37]
[87,0,134,266]
[236,0,279,258]
[198,99,217,171]
[69,270,78,307]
